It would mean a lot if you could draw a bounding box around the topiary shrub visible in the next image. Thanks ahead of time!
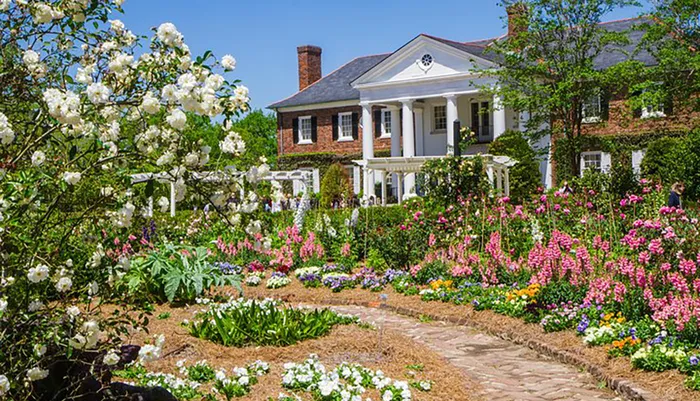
[319,163,352,208]
[488,130,541,201]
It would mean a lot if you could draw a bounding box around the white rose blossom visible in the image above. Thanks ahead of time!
[31,150,46,166]
[63,172,82,186]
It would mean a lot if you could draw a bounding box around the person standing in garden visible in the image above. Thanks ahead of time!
[668,182,685,209]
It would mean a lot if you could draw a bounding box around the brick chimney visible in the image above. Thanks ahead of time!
[506,3,528,38]
[297,45,322,91]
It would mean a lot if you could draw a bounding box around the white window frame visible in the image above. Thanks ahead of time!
[580,151,602,176]
[337,112,354,142]
[298,116,313,145]
[433,105,447,132]
[582,93,602,124]
[641,104,666,119]
[380,109,392,139]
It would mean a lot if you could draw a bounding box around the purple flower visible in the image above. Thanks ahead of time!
[690,356,699,366]
[215,262,242,275]
[577,316,589,334]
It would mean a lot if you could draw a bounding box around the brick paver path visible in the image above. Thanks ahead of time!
[315,304,623,401]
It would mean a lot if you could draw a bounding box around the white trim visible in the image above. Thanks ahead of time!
[337,111,354,141]
[580,151,603,177]
[352,35,498,87]
[298,115,313,144]
[354,71,491,90]
[360,89,480,108]
[274,99,358,113]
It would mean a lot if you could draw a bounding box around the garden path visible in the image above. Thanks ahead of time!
[314,304,623,401]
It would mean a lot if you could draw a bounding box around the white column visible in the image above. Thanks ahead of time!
[390,107,401,198]
[414,107,424,157]
[493,93,506,140]
[361,103,375,198]
[496,166,503,195]
[401,100,415,195]
[504,168,510,197]
[397,173,404,204]
[445,94,459,155]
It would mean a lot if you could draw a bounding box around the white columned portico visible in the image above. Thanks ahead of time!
[361,103,375,199]
[401,100,416,196]
[493,93,507,140]
[445,94,459,155]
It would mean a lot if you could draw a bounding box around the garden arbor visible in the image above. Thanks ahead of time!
[131,168,314,223]
[355,154,516,205]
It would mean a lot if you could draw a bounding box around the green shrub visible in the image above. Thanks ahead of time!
[641,136,686,186]
[319,163,352,208]
[187,298,357,347]
[488,130,541,201]
[119,244,240,304]
[419,155,488,206]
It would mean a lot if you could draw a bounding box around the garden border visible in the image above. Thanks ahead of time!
[268,296,664,401]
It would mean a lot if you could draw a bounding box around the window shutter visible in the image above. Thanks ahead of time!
[579,154,586,177]
[632,149,646,177]
[601,152,612,174]
[292,118,299,144]
[310,116,317,143]
[352,112,359,140]
[332,115,339,141]
[601,90,610,121]
[665,96,674,116]
[374,110,382,138]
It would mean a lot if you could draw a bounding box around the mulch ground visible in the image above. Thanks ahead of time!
[120,301,481,401]
[235,281,699,401]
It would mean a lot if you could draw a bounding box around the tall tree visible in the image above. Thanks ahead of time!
[485,0,640,181]
[632,0,700,113]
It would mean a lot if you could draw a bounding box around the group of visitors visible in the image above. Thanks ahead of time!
[558,180,686,209]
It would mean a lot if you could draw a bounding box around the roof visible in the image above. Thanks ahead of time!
[269,17,654,110]
[268,53,389,109]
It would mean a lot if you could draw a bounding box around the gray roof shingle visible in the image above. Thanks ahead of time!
[269,17,654,109]
[268,53,389,109]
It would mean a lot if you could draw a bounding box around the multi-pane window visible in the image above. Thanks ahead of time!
[434,105,447,131]
[581,152,602,175]
[299,116,312,143]
[471,101,492,141]
[642,103,665,119]
[381,109,392,137]
[582,94,602,123]
[338,112,353,140]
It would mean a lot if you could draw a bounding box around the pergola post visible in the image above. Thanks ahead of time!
[496,166,503,196]
[380,171,387,206]
[397,173,404,204]
[169,181,176,217]
[504,168,510,197]
[147,196,154,218]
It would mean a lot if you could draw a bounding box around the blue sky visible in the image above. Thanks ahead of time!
[120,1,651,112]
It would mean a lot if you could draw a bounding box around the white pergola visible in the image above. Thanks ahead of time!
[130,168,314,222]
[355,154,516,205]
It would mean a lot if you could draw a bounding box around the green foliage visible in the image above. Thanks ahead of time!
[641,128,700,200]
[489,130,541,201]
[120,245,241,304]
[365,248,389,272]
[486,0,640,178]
[420,156,488,206]
[187,299,357,347]
[320,163,352,208]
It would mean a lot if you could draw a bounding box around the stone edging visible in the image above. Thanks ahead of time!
[279,296,663,401]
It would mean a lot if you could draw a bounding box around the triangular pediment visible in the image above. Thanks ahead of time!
[352,35,495,87]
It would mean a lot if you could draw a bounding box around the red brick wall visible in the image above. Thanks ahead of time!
[581,97,700,136]
[277,105,392,156]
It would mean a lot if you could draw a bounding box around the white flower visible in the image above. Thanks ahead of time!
[221,55,236,71]
[157,196,169,213]
[141,92,161,114]
[66,305,81,319]
[0,298,7,313]
[28,300,44,312]
[0,112,15,145]
[0,0,10,11]
[31,150,46,166]
[76,65,95,84]
[56,276,72,292]
[63,172,82,186]
[26,367,49,382]
[22,49,40,65]
[33,344,46,357]
[27,264,49,283]
[88,281,99,296]
[86,82,111,104]
[0,375,9,396]
[156,23,183,47]
[103,351,120,366]
[220,131,245,155]
[166,109,187,131]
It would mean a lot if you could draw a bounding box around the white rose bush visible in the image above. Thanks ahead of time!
[0,1,252,399]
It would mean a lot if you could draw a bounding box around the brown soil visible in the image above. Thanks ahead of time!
[237,281,698,401]
[120,301,481,401]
